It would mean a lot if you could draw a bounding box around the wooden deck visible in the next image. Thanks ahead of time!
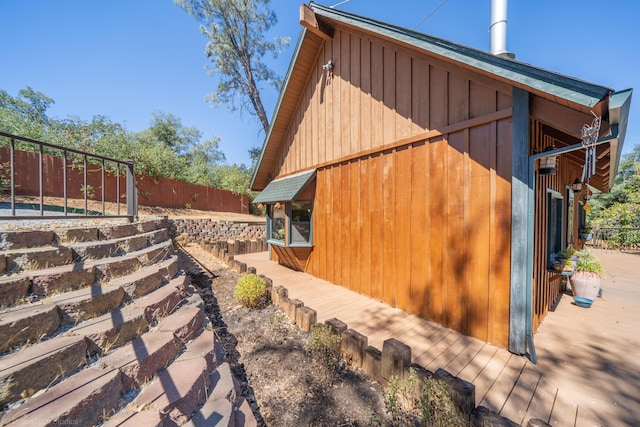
[235,251,632,427]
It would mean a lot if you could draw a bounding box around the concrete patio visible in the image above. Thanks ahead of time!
[235,249,639,426]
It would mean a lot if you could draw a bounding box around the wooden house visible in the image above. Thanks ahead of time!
[250,3,632,355]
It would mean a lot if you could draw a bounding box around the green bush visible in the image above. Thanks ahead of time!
[308,324,342,376]
[234,273,267,308]
[383,368,466,427]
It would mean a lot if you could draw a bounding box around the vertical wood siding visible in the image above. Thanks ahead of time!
[271,28,514,348]
[529,120,584,331]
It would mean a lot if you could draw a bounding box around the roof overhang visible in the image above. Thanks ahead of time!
[250,2,626,192]
[605,89,633,189]
[252,169,316,203]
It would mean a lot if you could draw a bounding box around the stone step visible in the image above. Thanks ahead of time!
[0,335,88,407]
[88,239,173,280]
[69,228,169,263]
[29,262,96,296]
[99,223,138,240]
[105,329,223,427]
[0,303,61,354]
[65,273,187,353]
[185,362,242,427]
[2,246,73,274]
[101,409,164,427]
[130,274,188,324]
[0,367,122,427]
[67,304,149,354]
[0,230,55,251]
[101,331,179,390]
[46,284,126,325]
[132,355,210,425]
[0,276,30,307]
[108,265,165,300]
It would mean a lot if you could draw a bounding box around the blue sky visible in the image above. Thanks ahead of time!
[1,1,638,166]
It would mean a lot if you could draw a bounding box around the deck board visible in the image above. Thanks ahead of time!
[233,252,622,427]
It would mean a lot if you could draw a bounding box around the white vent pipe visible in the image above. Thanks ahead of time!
[490,0,513,58]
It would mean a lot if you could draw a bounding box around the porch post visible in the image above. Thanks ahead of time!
[509,87,529,355]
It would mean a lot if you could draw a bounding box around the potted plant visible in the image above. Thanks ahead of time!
[581,225,593,241]
[569,250,604,307]
[551,247,577,273]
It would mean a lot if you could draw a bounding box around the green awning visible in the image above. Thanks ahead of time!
[252,169,316,203]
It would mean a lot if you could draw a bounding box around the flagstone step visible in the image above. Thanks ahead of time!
[0,303,61,354]
[0,260,180,352]
[0,367,122,427]
[0,335,88,407]
[0,230,55,251]
[69,228,169,261]
[88,239,174,280]
[47,284,126,325]
[185,362,242,427]
[130,274,188,324]
[0,276,30,308]
[29,262,96,296]
[101,331,180,390]
[2,246,73,274]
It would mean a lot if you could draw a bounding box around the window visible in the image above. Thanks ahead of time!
[290,201,312,245]
[267,203,286,245]
[266,201,313,247]
[547,190,564,265]
[566,188,574,245]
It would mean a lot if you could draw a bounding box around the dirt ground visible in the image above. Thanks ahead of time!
[177,242,390,427]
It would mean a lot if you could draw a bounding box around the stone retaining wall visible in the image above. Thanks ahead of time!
[198,240,541,426]
[169,219,267,257]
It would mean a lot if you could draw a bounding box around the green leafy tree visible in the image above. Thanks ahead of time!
[174,0,289,134]
[589,145,640,228]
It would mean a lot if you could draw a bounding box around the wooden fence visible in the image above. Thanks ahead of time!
[0,147,249,214]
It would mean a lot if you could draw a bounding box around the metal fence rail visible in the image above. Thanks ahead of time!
[590,227,640,251]
[0,132,137,221]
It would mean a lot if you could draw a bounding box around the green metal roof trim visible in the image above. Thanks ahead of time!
[253,169,317,203]
[310,2,612,108]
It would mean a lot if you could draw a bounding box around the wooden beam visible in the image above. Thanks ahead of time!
[531,95,608,141]
[300,4,334,41]
[510,88,529,355]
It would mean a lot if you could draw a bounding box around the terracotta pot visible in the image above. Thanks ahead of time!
[570,271,601,301]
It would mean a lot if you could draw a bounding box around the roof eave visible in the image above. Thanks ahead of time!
[250,28,309,192]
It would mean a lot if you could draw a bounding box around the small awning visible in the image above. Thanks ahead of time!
[252,169,316,203]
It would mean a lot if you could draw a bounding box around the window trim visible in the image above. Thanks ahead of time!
[265,200,314,248]
[547,189,564,267]
[288,200,313,247]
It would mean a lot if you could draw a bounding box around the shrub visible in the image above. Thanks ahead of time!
[234,273,267,308]
[383,368,466,427]
[308,324,342,376]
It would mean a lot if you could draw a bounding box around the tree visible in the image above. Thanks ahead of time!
[174,0,289,134]
[588,144,640,247]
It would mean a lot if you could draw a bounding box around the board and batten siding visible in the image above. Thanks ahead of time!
[270,27,514,347]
